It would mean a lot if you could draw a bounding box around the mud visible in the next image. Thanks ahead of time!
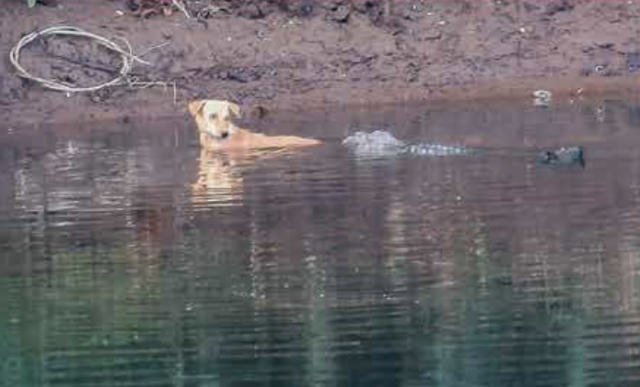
[2,0,640,127]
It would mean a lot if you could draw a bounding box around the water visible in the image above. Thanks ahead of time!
[2,99,640,387]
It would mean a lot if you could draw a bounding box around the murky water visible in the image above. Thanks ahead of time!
[3,99,640,387]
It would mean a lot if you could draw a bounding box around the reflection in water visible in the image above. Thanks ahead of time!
[191,146,309,208]
[2,100,640,386]
[191,148,244,208]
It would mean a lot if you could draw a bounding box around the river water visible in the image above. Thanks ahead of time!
[2,99,640,387]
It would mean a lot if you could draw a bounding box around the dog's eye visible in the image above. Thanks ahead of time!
[209,113,218,120]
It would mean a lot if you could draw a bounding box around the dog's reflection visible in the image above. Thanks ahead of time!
[191,148,245,206]
[191,147,301,206]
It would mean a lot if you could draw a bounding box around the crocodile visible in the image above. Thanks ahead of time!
[535,146,584,166]
[342,130,469,157]
[342,130,584,167]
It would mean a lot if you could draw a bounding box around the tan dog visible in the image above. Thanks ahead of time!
[188,100,322,151]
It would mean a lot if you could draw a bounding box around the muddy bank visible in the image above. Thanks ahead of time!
[2,0,640,127]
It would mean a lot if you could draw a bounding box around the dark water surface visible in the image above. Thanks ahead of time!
[3,100,640,387]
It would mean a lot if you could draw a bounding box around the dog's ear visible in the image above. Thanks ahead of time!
[228,102,242,119]
[188,100,207,118]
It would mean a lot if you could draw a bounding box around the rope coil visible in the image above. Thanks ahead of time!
[9,25,165,94]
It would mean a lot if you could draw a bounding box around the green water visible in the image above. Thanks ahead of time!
[2,100,640,386]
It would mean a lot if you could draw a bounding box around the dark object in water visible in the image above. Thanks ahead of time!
[536,146,584,167]
[627,52,640,73]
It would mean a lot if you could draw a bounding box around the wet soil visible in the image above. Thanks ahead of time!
[2,0,640,126]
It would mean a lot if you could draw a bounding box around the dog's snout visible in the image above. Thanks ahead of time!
[220,132,230,139]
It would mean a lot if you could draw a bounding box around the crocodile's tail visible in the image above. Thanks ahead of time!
[405,144,469,157]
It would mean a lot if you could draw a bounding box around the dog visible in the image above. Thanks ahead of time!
[188,100,321,207]
[188,100,322,151]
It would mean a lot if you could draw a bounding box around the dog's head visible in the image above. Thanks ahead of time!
[188,100,242,140]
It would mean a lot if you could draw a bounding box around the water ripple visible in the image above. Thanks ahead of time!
[3,102,640,386]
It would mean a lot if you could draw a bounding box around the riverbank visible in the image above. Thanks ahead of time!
[2,0,640,127]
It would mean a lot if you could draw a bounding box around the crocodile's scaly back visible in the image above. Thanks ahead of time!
[405,144,469,156]
[342,130,468,158]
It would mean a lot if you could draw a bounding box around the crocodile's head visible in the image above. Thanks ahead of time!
[537,146,584,167]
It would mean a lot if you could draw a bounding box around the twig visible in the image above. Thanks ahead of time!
[172,0,191,19]
[43,52,119,76]
[128,77,178,105]
[137,41,170,58]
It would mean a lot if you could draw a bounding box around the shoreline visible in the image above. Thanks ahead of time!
[2,0,640,127]
[3,75,639,128]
